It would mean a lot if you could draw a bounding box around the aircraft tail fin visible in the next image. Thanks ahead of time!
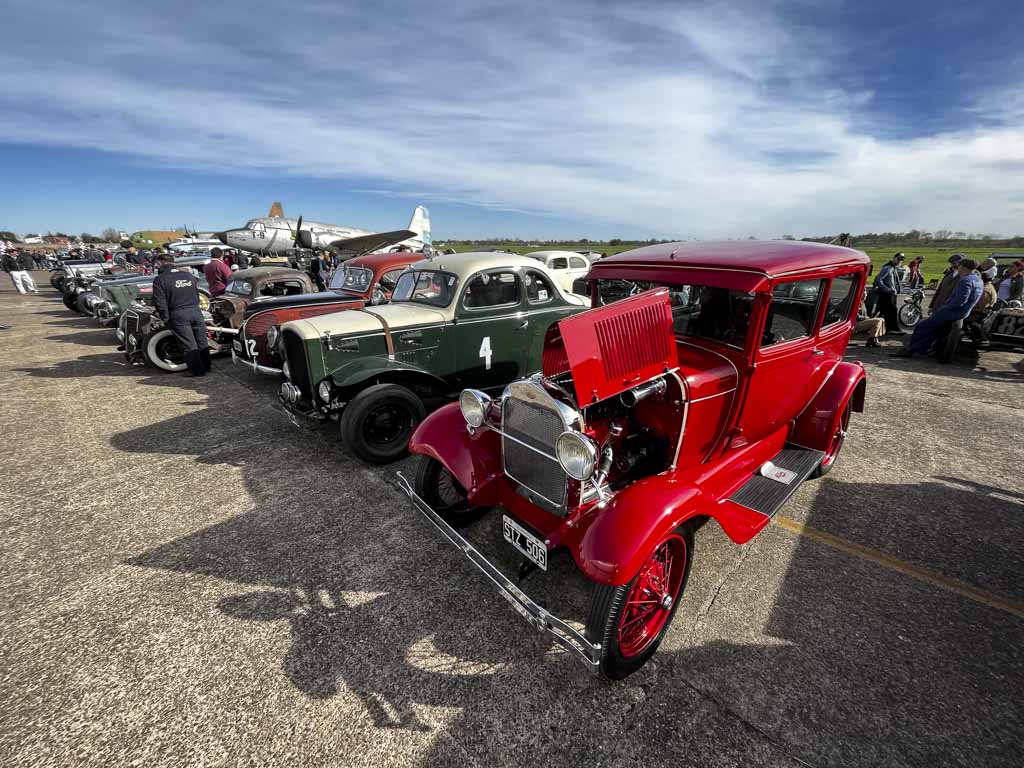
[406,205,432,253]
[268,201,284,218]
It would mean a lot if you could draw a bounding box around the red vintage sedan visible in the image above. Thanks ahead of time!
[232,251,425,375]
[399,240,870,679]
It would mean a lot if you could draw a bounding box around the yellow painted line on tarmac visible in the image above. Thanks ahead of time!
[773,515,1024,620]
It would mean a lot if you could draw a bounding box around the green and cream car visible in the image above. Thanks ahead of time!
[278,252,589,463]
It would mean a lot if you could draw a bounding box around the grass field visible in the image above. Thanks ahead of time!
[444,241,1024,284]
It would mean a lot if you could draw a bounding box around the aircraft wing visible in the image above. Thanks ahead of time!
[322,229,416,257]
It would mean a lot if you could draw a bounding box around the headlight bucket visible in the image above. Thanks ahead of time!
[266,325,280,349]
[555,431,598,481]
[318,380,332,402]
[282,361,291,380]
[459,389,490,428]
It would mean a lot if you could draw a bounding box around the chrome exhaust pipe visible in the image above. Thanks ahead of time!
[621,377,667,407]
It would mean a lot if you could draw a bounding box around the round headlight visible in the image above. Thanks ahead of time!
[266,325,280,348]
[282,361,291,380]
[555,432,598,481]
[318,380,332,402]
[459,389,490,428]
[116,328,125,342]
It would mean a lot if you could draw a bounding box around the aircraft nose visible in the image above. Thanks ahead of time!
[216,231,229,245]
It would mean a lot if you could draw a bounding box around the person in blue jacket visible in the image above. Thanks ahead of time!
[152,253,211,376]
[893,259,983,358]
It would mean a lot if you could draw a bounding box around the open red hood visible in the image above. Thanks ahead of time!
[544,288,678,405]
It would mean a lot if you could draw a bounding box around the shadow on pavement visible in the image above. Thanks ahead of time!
[117,381,1024,766]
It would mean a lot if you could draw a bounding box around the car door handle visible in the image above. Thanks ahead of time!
[402,332,423,344]
[811,349,825,356]
[516,320,529,330]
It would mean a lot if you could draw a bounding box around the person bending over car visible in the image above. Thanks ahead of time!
[894,259,982,359]
[152,253,211,377]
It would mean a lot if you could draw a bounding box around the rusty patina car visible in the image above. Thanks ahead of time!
[400,240,870,679]
[207,266,316,335]
[232,251,425,375]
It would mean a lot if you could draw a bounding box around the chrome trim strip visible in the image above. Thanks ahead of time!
[668,369,689,471]
[689,387,737,403]
[396,471,601,670]
[206,325,240,335]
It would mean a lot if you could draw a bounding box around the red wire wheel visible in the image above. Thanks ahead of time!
[586,525,694,679]
[617,533,687,658]
[813,399,852,477]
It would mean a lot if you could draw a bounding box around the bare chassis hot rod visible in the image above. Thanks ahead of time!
[398,241,870,679]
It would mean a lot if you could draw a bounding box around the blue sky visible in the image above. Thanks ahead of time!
[2,0,1022,240]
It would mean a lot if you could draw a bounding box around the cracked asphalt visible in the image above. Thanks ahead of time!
[1,275,1022,767]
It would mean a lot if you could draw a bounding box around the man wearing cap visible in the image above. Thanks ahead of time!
[930,254,963,314]
[203,247,233,296]
[152,253,211,377]
[894,259,983,358]
[872,252,904,335]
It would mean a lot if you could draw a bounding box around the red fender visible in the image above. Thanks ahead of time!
[408,403,503,506]
[790,360,866,452]
[571,475,772,586]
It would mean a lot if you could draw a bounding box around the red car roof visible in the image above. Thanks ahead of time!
[595,240,869,280]
[346,250,427,273]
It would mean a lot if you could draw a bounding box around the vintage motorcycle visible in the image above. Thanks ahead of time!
[897,288,925,330]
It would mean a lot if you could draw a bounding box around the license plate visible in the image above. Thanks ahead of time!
[232,339,242,353]
[502,515,547,570]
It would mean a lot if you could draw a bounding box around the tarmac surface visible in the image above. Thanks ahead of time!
[2,275,1022,767]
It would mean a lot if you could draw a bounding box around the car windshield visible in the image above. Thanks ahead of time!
[391,270,459,308]
[595,279,754,348]
[225,279,252,296]
[330,265,373,294]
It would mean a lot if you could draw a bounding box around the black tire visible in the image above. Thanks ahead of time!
[143,329,187,372]
[585,524,694,680]
[62,291,80,311]
[935,319,963,363]
[412,455,482,526]
[897,302,921,330]
[339,383,425,464]
[75,292,94,315]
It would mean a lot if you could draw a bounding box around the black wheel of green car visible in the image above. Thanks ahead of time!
[811,398,852,478]
[143,329,187,372]
[62,291,80,312]
[412,455,482,527]
[935,318,963,364]
[585,524,694,680]
[340,383,425,464]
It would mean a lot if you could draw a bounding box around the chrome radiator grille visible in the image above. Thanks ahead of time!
[502,384,567,509]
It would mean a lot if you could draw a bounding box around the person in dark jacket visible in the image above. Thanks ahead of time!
[309,250,335,291]
[203,248,233,296]
[872,252,904,335]
[152,253,210,376]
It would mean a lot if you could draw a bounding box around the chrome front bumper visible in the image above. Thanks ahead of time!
[395,471,601,671]
[231,348,283,376]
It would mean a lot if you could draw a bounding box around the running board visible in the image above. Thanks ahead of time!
[728,445,825,518]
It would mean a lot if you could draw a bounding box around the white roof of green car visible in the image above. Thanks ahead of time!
[410,251,550,276]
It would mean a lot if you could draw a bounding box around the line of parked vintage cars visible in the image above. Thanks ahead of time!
[53,240,880,679]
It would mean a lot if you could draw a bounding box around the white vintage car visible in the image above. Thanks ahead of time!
[525,251,592,295]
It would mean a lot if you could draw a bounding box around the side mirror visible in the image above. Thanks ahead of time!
[371,287,386,306]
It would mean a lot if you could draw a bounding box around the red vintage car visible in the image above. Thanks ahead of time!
[231,251,426,374]
[398,240,870,679]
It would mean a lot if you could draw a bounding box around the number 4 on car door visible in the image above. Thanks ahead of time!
[479,336,492,370]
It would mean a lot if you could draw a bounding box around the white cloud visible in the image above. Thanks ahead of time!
[1,0,1022,237]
